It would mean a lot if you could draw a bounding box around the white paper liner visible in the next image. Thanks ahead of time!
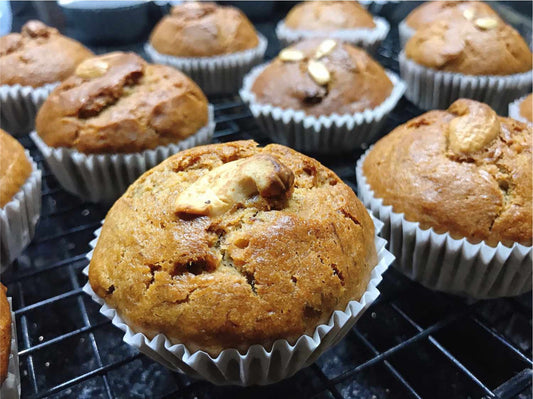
[144,34,267,95]
[0,153,41,271]
[0,82,59,136]
[356,150,532,299]
[508,95,532,124]
[239,64,406,154]
[30,105,215,203]
[399,51,533,114]
[82,214,394,386]
[275,17,390,54]
[0,299,20,399]
[398,20,415,48]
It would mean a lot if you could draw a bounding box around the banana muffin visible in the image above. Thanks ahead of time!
[363,99,532,247]
[89,140,377,355]
[35,52,209,154]
[0,129,32,208]
[251,39,393,117]
[519,94,532,122]
[150,2,259,57]
[0,283,10,385]
[0,20,93,88]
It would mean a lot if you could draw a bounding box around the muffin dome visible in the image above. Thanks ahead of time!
[0,129,31,208]
[519,94,532,122]
[0,284,10,385]
[363,99,532,247]
[35,52,208,154]
[150,2,259,57]
[405,16,532,76]
[89,140,377,355]
[251,39,393,116]
[0,20,93,87]
[284,1,375,30]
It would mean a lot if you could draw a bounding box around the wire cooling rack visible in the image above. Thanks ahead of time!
[3,3,533,398]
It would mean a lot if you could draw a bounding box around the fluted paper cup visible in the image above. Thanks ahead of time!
[508,95,532,124]
[240,64,405,154]
[30,105,215,203]
[356,151,532,298]
[82,215,394,386]
[0,299,20,398]
[145,34,267,95]
[398,20,415,48]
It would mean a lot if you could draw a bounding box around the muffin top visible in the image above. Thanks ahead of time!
[35,52,208,154]
[89,140,377,355]
[284,1,375,31]
[363,99,532,247]
[150,2,259,57]
[0,284,11,385]
[0,129,32,208]
[0,20,93,88]
[520,94,532,122]
[251,39,393,116]
[405,16,532,75]
[405,1,500,30]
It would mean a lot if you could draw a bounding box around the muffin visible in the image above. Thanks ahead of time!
[276,1,390,52]
[400,16,532,113]
[357,99,532,297]
[240,39,405,153]
[0,129,41,268]
[399,1,501,47]
[0,284,10,386]
[509,93,532,124]
[0,20,93,135]
[146,2,267,95]
[86,140,393,385]
[31,51,215,202]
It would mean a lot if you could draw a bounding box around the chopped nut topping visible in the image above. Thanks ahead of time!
[314,39,337,59]
[307,60,331,85]
[279,48,305,62]
[75,59,110,79]
[474,17,498,30]
[462,8,475,21]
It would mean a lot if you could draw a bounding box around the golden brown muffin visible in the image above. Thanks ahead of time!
[0,284,11,385]
[285,1,375,31]
[0,20,93,88]
[519,94,532,122]
[35,52,208,154]
[89,140,377,355]
[251,39,393,116]
[0,129,32,208]
[405,1,500,30]
[405,16,532,76]
[363,99,532,247]
[150,2,259,57]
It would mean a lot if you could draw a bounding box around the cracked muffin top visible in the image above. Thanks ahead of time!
[519,94,532,123]
[35,52,208,154]
[405,14,532,76]
[0,129,32,208]
[0,284,11,385]
[89,140,377,355]
[363,99,532,247]
[150,2,259,57]
[251,39,393,116]
[0,20,93,87]
[284,1,375,31]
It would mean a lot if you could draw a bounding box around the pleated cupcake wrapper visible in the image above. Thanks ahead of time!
[399,51,533,114]
[508,95,532,124]
[356,151,532,298]
[30,105,215,203]
[398,20,414,48]
[0,298,21,398]
[0,153,41,271]
[0,82,58,136]
[144,34,267,95]
[239,64,406,154]
[275,17,390,54]
[82,215,394,386]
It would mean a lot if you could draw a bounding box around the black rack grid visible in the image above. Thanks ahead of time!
[2,3,533,398]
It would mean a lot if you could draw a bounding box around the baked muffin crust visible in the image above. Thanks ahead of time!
[519,94,532,122]
[89,140,377,355]
[285,1,375,31]
[0,129,32,208]
[363,99,532,247]
[35,52,208,154]
[0,20,93,87]
[150,2,259,57]
[0,283,10,385]
[251,39,393,116]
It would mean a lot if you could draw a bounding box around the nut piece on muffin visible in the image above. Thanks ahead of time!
[251,39,393,117]
[0,283,11,386]
[150,2,259,57]
[363,99,532,247]
[89,140,377,355]
[0,20,93,88]
[35,52,209,154]
[0,129,32,208]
